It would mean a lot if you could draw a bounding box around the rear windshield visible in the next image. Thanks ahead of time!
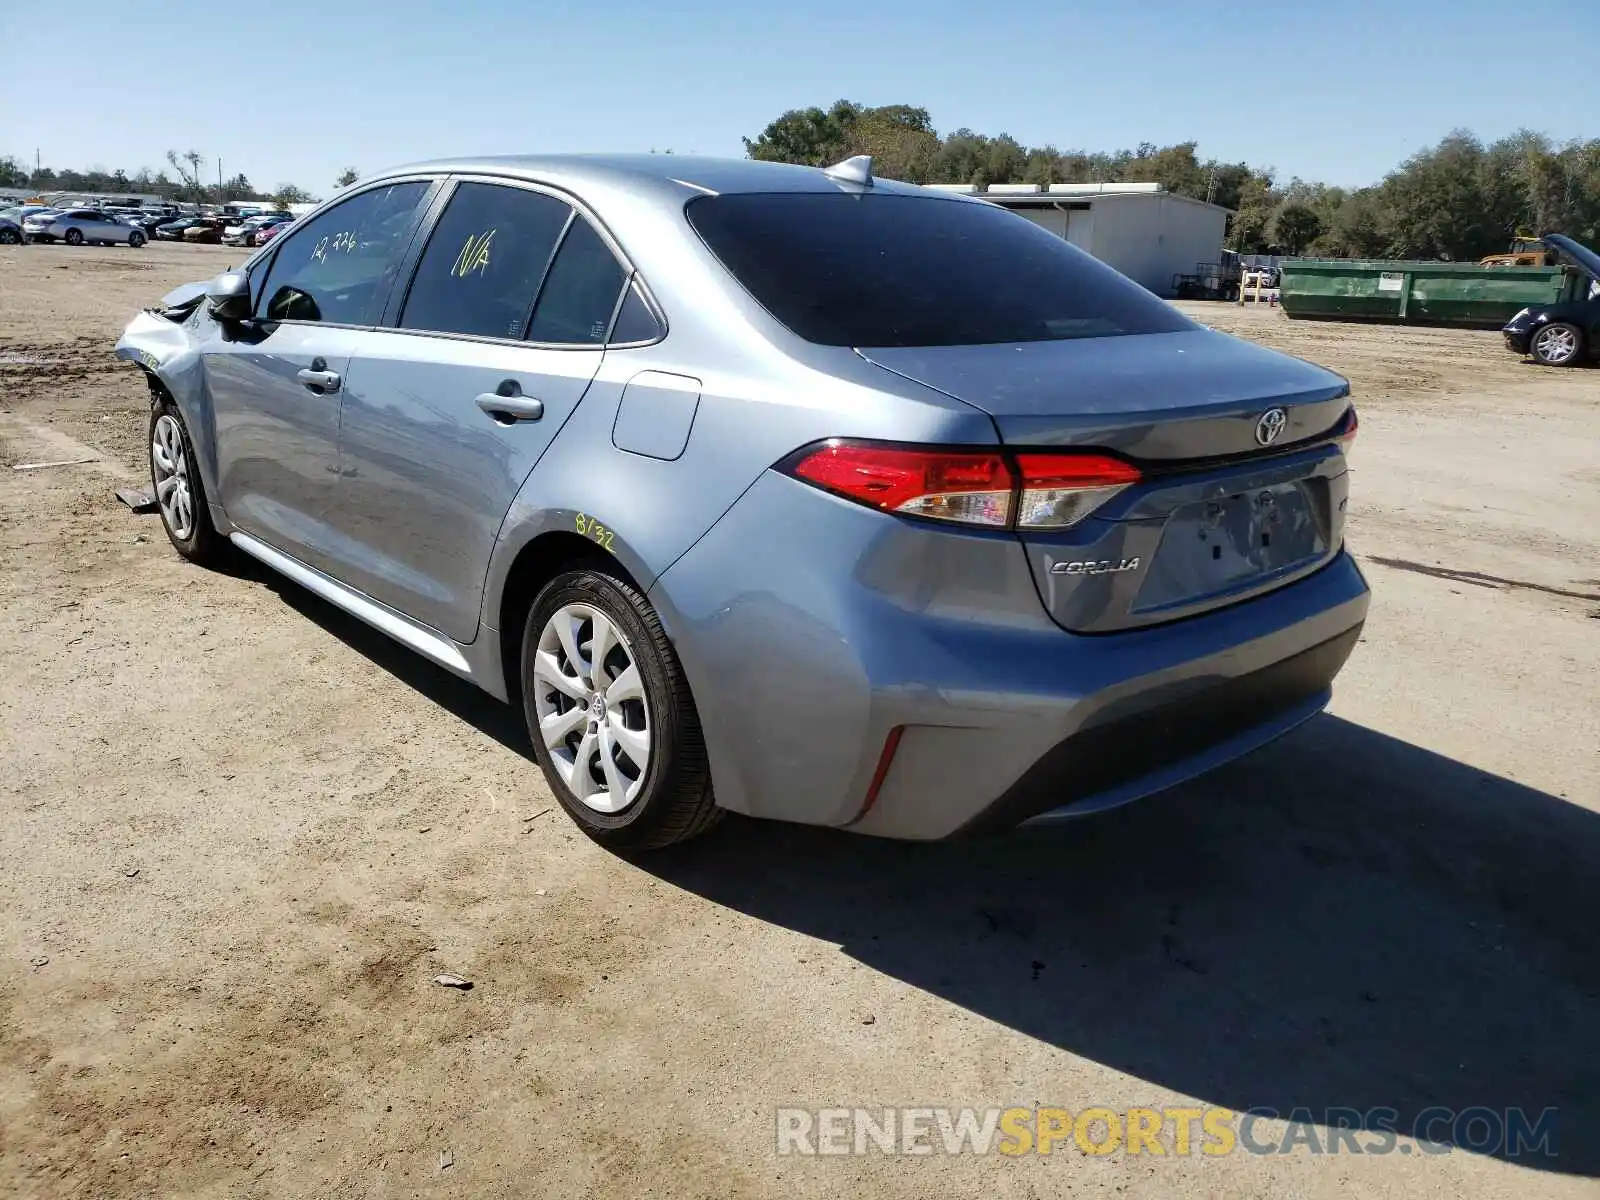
[685,192,1193,348]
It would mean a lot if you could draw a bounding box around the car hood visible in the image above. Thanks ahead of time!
[157,280,209,308]
[858,328,1350,459]
[1545,233,1600,282]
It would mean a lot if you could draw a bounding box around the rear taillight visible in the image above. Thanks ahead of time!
[787,442,1014,526]
[1014,453,1141,529]
[780,440,1141,530]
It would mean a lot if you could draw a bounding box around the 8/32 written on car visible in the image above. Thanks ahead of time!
[575,512,616,551]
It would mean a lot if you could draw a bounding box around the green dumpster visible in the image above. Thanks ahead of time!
[1278,259,1578,328]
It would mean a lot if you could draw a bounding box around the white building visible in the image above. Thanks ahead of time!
[928,181,1229,298]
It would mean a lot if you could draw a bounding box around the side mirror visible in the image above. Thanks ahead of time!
[206,271,251,321]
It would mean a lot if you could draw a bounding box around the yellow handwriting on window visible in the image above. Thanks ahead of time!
[452,229,496,279]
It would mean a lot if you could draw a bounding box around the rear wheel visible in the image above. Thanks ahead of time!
[0,228,19,245]
[64,228,83,246]
[1530,322,1583,367]
[521,568,720,850]
[128,230,146,248]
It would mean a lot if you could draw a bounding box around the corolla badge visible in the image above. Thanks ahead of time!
[1254,407,1289,446]
[1050,557,1141,577]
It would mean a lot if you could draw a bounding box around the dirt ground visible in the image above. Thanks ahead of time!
[1,242,1597,1199]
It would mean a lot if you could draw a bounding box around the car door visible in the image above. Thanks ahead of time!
[200,179,435,575]
[330,179,632,642]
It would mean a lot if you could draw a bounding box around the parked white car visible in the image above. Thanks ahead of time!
[27,208,147,247]
[223,213,293,246]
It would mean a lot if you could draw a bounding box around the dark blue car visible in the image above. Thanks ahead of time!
[1503,233,1600,367]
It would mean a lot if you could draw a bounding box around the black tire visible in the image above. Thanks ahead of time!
[129,231,146,248]
[521,568,720,850]
[0,228,19,245]
[64,228,83,246]
[1529,321,1585,368]
[148,399,226,565]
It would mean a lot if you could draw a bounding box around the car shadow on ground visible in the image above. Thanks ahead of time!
[244,558,533,757]
[251,567,1598,1176]
[642,715,1600,1177]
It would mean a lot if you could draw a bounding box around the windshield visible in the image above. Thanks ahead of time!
[1545,233,1600,282]
[685,192,1193,348]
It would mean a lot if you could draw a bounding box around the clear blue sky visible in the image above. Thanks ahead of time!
[1,0,1589,196]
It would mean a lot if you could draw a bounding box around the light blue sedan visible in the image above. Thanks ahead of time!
[115,154,1368,850]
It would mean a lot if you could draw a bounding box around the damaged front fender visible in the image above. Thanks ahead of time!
[113,284,226,522]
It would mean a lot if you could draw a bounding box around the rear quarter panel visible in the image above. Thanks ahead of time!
[478,338,998,631]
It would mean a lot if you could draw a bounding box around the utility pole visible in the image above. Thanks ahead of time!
[217,157,223,199]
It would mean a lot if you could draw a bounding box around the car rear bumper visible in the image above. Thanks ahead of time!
[975,623,1357,832]
[650,469,1370,840]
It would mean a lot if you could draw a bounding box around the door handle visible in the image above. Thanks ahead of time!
[296,368,342,392]
[475,390,544,423]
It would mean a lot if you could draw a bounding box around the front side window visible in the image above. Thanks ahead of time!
[399,183,572,340]
[686,192,1195,348]
[253,181,429,325]
[526,215,628,345]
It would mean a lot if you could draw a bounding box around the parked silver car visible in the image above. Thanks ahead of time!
[115,154,1368,850]
[28,208,147,247]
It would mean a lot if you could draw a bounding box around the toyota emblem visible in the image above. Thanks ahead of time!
[1254,407,1288,446]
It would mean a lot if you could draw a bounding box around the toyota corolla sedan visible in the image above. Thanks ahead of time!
[115,154,1368,850]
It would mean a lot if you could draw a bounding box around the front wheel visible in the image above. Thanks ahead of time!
[521,568,720,850]
[149,401,226,564]
[64,228,83,246]
[0,228,19,245]
[128,231,146,248]
[1530,322,1584,367]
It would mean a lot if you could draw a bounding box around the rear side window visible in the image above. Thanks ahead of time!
[526,216,628,345]
[610,281,665,344]
[254,181,428,326]
[400,183,573,340]
[685,193,1194,347]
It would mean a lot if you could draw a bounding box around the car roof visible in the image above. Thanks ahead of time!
[364,153,938,201]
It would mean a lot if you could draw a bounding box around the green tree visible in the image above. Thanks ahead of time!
[1228,171,1277,253]
[335,167,360,188]
[221,173,255,202]
[1272,204,1322,254]
[1377,131,1504,259]
[274,183,315,208]
[1122,142,1207,198]
[744,101,861,166]
[841,109,940,182]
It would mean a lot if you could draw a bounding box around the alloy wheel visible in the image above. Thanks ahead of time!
[532,603,651,813]
[1533,324,1578,365]
[151,413,194,540]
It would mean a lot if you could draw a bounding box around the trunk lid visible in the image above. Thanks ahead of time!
[861,329,1355,632]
